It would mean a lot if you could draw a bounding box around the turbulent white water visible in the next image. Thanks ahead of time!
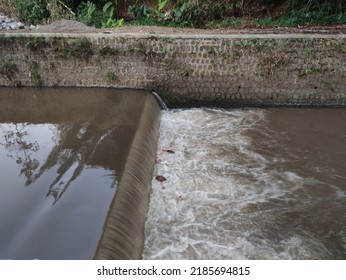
[143,108,346,260]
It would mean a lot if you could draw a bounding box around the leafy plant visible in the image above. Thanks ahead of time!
[158,0,169,13]
[101,1,125,28]
[128,3,149,18]
[77,1,107,27]
[103,1,118,18]
[129,0,169,22]
[171,0,230,28]
[107,71,117,81]
[101,17,124,28]
[13,0,49,24]
[152,0,169,19]
[77,1,95,24]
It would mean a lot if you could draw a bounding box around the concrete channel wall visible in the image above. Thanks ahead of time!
[0,32,345,107]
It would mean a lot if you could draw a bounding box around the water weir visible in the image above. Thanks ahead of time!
[1,30,345,260]
[94,91,162,260]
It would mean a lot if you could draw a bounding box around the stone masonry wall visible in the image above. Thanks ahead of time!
[0,33,345,107]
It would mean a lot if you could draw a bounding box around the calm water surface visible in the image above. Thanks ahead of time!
[144,108,346,259]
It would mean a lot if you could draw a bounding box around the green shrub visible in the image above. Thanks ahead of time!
[256,11,346,27]
[13,0,49,24]
[170,0,232,28]
[288,0,346,14]
[77,1,108,27]
[128,4,150,19]
[12,0,346,28]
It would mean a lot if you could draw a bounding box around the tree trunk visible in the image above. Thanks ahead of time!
[117,0,127,18]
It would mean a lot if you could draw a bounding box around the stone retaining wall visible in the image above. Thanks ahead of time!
[0,32,345,107]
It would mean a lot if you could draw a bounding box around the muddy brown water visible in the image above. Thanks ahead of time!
[0,87,160,259]
[1,87,346,260]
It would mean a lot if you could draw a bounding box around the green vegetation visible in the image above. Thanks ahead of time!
[28,61,43,86]
[126,0,346,28]
[25,37,48,51]
[102,17,124,28]
[54,37,93,59]
[68,37,93,58]
[107,71,117,81]
[77,1,107,27]
[97,45,119,56]
[13,80,22,87]
[221,50,240,61]
[75,1,124,28]
[221,18,244,27]
[8,1,346,28]
[12,0,49,25]
[0,59,18,80]
[255,11,346,27]
[163,37,173,43]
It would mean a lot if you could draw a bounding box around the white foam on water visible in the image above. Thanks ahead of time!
[143,108,345,260]
[76,123,89,139]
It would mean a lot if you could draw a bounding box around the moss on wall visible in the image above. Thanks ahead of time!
[0,33,345,107]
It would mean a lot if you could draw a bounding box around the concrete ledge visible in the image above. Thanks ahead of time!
[2,31,346,39]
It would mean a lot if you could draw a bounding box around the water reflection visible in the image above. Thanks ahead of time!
[0,123,41,181]
[0,87,153,259]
